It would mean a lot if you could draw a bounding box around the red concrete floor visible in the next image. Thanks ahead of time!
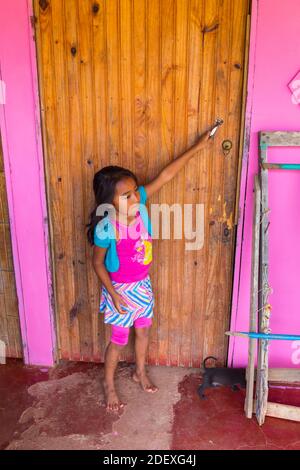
[0,359,49,449]
[0,359,119,450]
[172,373,300,450]
[1,359,300,450]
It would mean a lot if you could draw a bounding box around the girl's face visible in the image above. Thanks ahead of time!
[113,177,140,216]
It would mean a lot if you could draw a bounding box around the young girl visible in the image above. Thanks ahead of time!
[87,129,213,412]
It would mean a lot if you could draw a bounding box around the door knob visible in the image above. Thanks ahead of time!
[222,140,232,156]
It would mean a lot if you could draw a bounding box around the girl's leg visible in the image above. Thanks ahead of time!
[103,325,129,411]
[133,317,158,393]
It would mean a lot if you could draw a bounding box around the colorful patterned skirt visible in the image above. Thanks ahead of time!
[99,275,154,327]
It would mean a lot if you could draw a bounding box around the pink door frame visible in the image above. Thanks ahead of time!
[0,0,56,366]
[229,0,300,368]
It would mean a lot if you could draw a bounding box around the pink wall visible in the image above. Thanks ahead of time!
[229,0,300,368]
[0,0,56,366]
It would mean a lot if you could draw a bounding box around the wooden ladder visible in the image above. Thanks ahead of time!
[228,132,300,425]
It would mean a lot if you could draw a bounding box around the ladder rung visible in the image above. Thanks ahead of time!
[261,162,300,170]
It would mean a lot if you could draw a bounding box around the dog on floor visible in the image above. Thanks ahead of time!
[197,356,246,399]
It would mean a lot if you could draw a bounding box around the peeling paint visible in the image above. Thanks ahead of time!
[217,201,234,230]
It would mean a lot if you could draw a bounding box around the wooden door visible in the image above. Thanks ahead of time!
[0,133,22,359]
[34,0,250,366]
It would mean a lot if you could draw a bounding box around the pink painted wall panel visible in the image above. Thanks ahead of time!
[0,0,56,365]
[229,0,300,368]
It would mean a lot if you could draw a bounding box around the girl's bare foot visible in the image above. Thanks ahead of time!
[132,370,158,393]
[103,380,125,412]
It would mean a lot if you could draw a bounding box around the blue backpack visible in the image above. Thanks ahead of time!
[93,185,152,272]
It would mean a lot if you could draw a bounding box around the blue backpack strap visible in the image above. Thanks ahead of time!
[138,186,152,237]
[94,217,114,248]
[138,185,147,204]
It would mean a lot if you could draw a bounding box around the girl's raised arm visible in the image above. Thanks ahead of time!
[144,129,213,199]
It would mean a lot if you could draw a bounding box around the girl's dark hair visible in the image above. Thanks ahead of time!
[86,165,138,246]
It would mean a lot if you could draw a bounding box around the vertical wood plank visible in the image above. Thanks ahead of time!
[34,0,74,359]
[145,0,161,365]
[190,0,207,367]
[220,0,249,361]
[244,174,260,418]
[62,0,87,360]
[77,0,98,361]
[158,0,175,366]
[200,0,220,360]
[132,0,147,180]
[106,0,121,164]
[118,0,135,362]
[167,0,188,366]
[256,136,270,426]
[0,137,22,357]
[178,0,193,367]
[234,11,251,226]
[91,0,110,359]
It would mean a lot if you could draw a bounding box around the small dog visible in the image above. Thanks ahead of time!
[197,356,246,399]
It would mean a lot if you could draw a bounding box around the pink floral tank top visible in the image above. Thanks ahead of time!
[109,211,153,283]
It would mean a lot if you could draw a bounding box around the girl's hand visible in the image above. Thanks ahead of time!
[112,292,129,315]
[194,130,214,151]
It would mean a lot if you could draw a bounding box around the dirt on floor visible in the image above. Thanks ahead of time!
[1,360,193,450]
[1,359,300,450]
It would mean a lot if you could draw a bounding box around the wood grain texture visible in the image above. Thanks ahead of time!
[256,146,270,426]
[253,400,300,423]
[34,0,249,365]
[234,13,250,226]
[244,175,260,419]
[0,135,22,358]
[261,131,300,147]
